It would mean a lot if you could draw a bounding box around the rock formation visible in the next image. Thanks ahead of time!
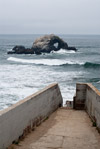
[32,34,69,54]
[7,34,77,55]
[8,46,34,54]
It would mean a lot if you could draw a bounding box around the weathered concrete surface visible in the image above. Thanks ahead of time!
[74,83,100,131]
[0,83,63,149]
[86,83,100,130]
[12,109,100,149]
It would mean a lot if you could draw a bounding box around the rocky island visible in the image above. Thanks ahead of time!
[7,34,77,55]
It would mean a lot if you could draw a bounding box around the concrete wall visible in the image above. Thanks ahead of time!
[0,83,63,149]
[74,83,100,130]
[86,84,100,129]
[74,83,87,109]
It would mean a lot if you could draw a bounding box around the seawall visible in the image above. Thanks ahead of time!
[74,83,100,131]
[0,83,63,149]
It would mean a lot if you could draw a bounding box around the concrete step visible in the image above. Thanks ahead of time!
[9,108,100,149]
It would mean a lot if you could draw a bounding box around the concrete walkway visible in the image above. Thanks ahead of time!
[13,108,100,149]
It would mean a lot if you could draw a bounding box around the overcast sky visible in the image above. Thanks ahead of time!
[0,0,100,34]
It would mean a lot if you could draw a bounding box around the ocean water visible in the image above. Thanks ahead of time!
[0,34,100,110]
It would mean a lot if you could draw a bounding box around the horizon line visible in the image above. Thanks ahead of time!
[0,33,100,36]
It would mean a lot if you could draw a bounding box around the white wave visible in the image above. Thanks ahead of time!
[0,62,84,110]
[7,57,68,65]
[7,57,83,66]
[97,81,100,84]
[7,48,12,51]
[53,49,76,54]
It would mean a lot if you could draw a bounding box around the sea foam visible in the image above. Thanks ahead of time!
[53,49,76,54]
[7,57,83,66]
[8,57,100,69]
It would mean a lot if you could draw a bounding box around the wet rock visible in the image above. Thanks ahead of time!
[32,34,69,53]
[67,47,77,51]
[12,46,26,54]
[8,46,34,54]
[7,34,77,55]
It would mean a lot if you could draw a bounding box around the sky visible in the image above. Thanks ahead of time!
[0,0,100,34]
